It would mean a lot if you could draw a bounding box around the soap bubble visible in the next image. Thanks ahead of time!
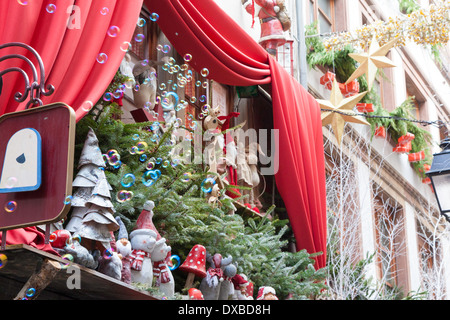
[120,41,132,52]
[100,7,109,15]
[117,190,134,203]
[135,33,145,42]
[107,149,121,164]
[18,0,28,5]
[137,17,146,27]
[64,195,73,205]
[25,288,36,298]
[162,44,171,53]
[103,248,114,260]
[146,161,155,170]
[136,141,148,154]
[49,233,57,243]
[162,160,170,168]
[139,154,148,162]
[201,68,209,77]
[169,255,181,270]
[142,171,155,187]
[103,92,113,101]
[181,172,192,183]
[0,254,7,269]
[72,235,82,243]
[121,173,136,188]
[46,4,56,13]
[201,177,216,193]
[183,53,193,62]
[81,100,93,112]
[5,201,17,213]
[161,92,179,110]
[150,12,159,21]
[61,254,74,269]
[107,26,120,37]
[96,53,108,64]
[5,176,18,188]
[129,146,138,155]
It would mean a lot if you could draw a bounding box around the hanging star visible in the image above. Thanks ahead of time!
[345,36,397,91]
[318,79,370,144]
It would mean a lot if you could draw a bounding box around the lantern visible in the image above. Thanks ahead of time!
[426,138,450,222]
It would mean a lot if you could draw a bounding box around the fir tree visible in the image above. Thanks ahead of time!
[72,100,327,299]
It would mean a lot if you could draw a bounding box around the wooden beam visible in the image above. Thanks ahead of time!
[14,258,61,300]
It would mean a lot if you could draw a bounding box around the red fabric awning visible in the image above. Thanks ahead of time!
[144,0,327,268]
[0,0,143,255]
[0,0,143,122]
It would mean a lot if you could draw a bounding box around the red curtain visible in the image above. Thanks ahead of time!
[144,0,327,268]
[0,0,143,255]
[0,0,143,122]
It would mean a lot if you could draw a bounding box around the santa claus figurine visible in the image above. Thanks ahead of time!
[243,0,289,56]
[256,286,279,300]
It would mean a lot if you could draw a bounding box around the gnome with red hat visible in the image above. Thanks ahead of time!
[256,286,278,300]
[232,274,254,300]
[129,201,158,286]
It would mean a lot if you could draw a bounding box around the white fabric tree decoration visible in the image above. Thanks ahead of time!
[66,128,119,250]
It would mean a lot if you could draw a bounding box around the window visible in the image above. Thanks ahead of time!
[129,13,149,60]
[276,40,294,77]
[310,0,335,34]
[324,148,362,263]
[415,215,447,299]
[373,194,408,292]
[439,120,448,142]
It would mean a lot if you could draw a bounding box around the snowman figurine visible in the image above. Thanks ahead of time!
[129,204,158,286]
[151,238,175,298]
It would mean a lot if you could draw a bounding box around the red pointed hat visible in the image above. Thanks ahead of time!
[129,200,158,239]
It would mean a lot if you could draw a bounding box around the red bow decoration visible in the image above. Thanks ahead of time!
[207,267,224,280]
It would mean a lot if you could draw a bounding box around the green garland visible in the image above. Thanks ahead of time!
[306,23,433,178]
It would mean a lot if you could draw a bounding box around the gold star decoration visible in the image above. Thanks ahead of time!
[318,79,370,144]
[345,36,397,90]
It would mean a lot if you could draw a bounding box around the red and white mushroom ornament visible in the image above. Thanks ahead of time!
[179,244,207,289]
[188,288,204,300]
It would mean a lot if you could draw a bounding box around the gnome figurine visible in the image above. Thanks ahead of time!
[256,286,279,300]
[97,247,123,281]
[129,201,158,286]
[232,274,253,300]
[115,216,133,284]
[218,263,237,300]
